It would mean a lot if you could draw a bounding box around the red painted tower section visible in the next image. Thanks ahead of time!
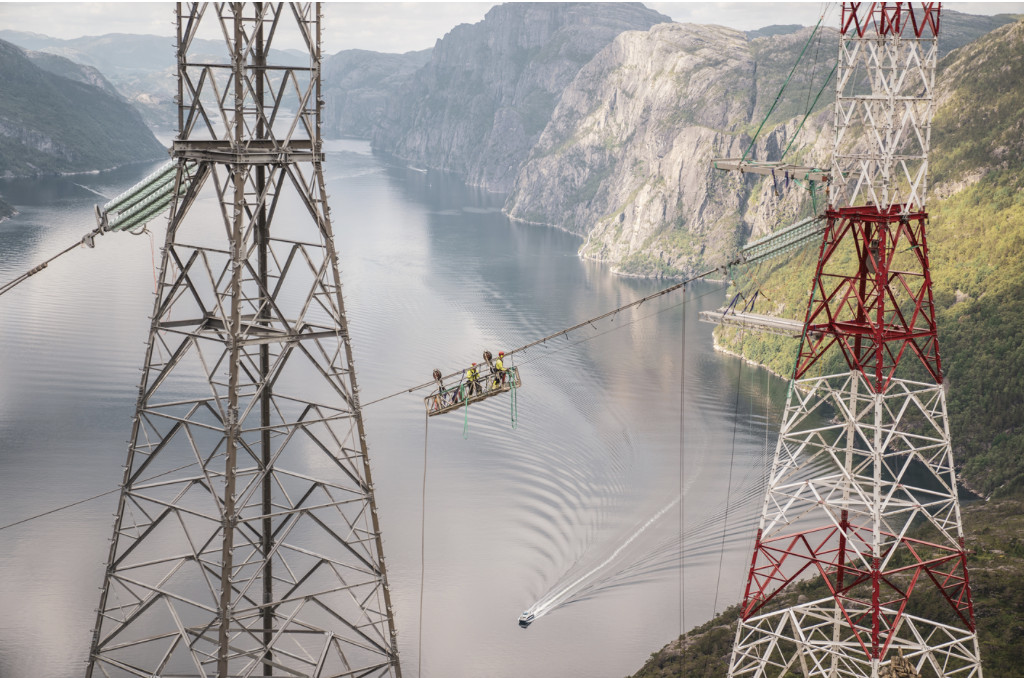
[727,5,982,678]
[796,206,942,392]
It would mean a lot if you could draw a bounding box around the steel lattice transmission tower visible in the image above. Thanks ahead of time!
[87,4,401,677]
[728,4,982,678]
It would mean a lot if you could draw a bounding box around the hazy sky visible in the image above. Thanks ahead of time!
[1,2,1021,54]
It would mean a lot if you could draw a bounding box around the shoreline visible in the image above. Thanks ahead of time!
[1,154,168,181]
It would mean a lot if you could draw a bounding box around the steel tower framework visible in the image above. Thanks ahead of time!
[87,4,401,677]
[728,4,982,678]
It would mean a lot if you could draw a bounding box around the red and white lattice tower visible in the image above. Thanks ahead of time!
[728,4,983,678]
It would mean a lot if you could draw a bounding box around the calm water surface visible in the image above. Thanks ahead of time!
[0,139,788,678]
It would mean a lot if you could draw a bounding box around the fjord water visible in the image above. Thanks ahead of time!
[0,139,785,678]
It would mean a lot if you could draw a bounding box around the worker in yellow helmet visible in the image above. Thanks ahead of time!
[466,362,481,397]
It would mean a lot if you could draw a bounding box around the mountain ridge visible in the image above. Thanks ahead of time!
[0,38,166,177]
[371,2,672,192]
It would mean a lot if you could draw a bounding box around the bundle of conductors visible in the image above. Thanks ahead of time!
[741,215,825,265]
[102,161,197,233]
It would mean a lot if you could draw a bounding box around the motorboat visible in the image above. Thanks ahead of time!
[518,611,535,628]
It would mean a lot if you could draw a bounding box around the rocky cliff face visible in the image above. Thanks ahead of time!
[371,2,670,191]
[505,23,837,278]
[322,49,432,138]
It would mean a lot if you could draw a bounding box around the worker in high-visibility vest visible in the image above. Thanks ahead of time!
[492,351,507,388]
[466,362,481,397]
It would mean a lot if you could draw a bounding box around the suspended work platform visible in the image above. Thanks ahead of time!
[699,309,804,337]
[711,159,830,182]
[425,366,522,417]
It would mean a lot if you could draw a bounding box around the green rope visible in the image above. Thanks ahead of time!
[780,61,838,161]
[510,372,518,429]
[740,16,824,165]
[461,383,470,439]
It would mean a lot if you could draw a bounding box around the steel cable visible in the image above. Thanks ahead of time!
[361,270,731,408]
[0,458,205,531]
[0,234,96,298]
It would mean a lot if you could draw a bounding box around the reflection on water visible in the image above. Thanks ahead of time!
[0,139,788,678]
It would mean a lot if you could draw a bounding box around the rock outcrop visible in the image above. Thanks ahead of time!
[322,49,432,138]
[0,194,16,222]
[505,23,837,278]
[371,2,670,191]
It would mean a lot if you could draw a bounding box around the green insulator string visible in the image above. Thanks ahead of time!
[462,383,470,439]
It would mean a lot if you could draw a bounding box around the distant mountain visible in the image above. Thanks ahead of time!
[0,30,308,127]
[934,9,1021,56]
[745,24,802,40]
[322,48,432,138]
[372,2,672,192]
[21,49,120,95]
[0,39,166,176]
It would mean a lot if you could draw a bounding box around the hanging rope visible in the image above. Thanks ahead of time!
[418,411,429,678]
[510,376,518,429]
[462,384,470,439]
[678,285,687,674]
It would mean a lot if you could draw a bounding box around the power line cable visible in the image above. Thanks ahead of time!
[0,458,204,531]
[362,268,732,408]
[0,229,102,298]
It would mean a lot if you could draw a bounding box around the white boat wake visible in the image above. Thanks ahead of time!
[524,493,683,622]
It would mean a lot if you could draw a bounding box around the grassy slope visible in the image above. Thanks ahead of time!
[629,499,1024,678]
[716,19,1024,498]
[0,39,165,176]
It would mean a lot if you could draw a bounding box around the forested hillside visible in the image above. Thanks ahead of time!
[715,19,1024,498]
[0,39,165,176]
